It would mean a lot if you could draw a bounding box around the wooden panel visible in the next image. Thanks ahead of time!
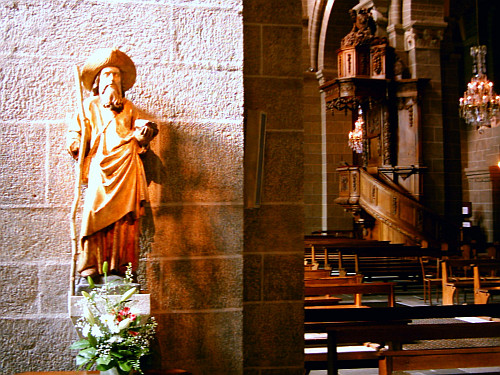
[304,303,500,323]
[387,348,500,372]
[358,168,441,245]
[331,322,500,343]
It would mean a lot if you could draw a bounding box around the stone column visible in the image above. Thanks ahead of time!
[464,167,500,243]
[243,0,305,373]
[401,0,447,214]
[387,0,405,51]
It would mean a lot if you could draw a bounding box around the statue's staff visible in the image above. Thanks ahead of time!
[69,65,88,296]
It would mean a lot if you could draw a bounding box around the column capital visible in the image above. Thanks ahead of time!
[403,21,447,51]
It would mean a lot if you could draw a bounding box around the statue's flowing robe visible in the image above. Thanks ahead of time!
[69,97,149,275]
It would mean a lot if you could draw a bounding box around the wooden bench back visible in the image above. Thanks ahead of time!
[305,275,363,285]
[329,321,500,344]
[304,282,395,296]
[472,262,500,303]
[304,304,500,324]
[442,258,500,283]
[305,269,331,279]
[305,282,395,307]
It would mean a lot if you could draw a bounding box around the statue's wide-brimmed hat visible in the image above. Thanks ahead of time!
[81,48,136,92]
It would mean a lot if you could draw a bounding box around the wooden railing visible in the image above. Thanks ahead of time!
[335,166,444,247]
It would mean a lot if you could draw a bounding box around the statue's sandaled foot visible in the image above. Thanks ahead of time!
[80,267,98,278]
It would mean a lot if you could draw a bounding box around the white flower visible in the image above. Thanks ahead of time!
[118,318,132,331]
[70,261,157,371]
[99,314,120,333]
[83,306,95,325]
[100,313,114,325]
[82,324,90,337]
[91,325,104,337]
[107,335,124,344]
[108,322,120,334]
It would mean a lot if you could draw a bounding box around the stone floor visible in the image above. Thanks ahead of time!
[308,283,500,375]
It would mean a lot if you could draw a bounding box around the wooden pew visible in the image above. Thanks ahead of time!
[304,316,407,373]
[442,259,500,305]
[305,275,363,285]
[346,256,423,283]
[441,259,473,305]
[305,269,331,279]
[473,262,500,304]
[305,282,396,308]
[304,304,500,375]
[304,275,363,306]
[327,322,500,375]
[305,303,500,323]
[304,276,392,371]
[304,236,445,282]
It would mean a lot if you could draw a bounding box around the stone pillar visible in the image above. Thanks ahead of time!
[402,0,447,214]
[464,167,500,243]
[387,0,405,52]
[243,0,305,373]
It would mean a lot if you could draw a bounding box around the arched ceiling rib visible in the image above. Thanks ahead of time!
[308,0,359,73]
[308,0,328,71]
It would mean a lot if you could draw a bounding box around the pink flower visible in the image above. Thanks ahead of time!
[119,307,130,316]
[117,307,137,322]
[128,330,139,337]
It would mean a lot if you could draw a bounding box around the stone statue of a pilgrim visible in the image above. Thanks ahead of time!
[67,48,158,278]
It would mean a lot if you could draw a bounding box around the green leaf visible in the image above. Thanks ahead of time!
[103,261,109,275]
[96,356,113,366]
[75,354,90,367]
[79,347,97,359]
[87,276,95,289]
[96,363,114,371]
[111,351,124,359]
[88,334,97,347]
[119,361,132,372]
[70,339,90,350]
[117,349,133,357]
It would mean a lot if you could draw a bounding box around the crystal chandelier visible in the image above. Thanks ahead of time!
[348,106,364,153]
[459,0,500,133]
[459,45,500,132]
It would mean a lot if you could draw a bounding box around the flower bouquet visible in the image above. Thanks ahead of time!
[70,262,157,375]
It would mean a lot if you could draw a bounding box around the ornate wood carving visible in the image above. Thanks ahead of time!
[320,77,389,113]
[382,106,391,165]
[371,44,389,79]
[336,166,444,246]
[398,97,415,127]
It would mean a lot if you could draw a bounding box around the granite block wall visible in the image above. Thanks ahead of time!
[1,0,305,373]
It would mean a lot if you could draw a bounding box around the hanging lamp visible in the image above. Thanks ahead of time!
[459,0,500,133]
[348,106,364,153]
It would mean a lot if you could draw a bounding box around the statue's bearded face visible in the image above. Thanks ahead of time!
[98,66,124,112]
